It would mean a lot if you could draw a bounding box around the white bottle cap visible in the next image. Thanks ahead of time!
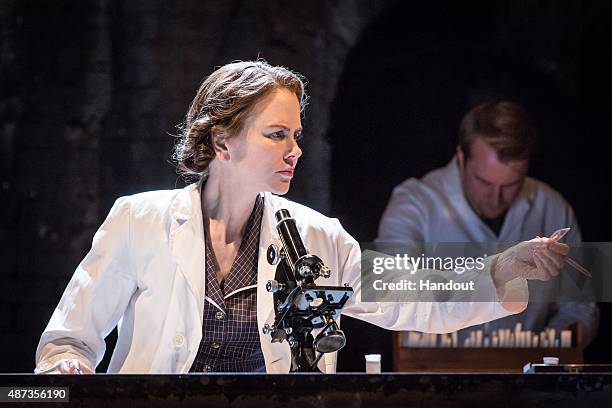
[365,354,381,362]
[543,356,559,365]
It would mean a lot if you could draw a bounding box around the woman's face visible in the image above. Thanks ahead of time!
[225,88,303,195]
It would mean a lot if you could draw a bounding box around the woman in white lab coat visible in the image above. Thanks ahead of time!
[35,61,569,374]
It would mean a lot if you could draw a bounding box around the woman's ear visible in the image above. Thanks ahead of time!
[211,127,230,161]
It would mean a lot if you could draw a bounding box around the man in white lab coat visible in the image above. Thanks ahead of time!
[377,100,599,347]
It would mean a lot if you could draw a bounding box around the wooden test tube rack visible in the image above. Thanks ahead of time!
[393,324,584,373]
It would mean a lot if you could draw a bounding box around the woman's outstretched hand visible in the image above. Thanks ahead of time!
[492,237,570,287]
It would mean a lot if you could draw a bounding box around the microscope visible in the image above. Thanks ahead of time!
[263,209,354,372]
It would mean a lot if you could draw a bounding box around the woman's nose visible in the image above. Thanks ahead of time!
[286,138,302,161]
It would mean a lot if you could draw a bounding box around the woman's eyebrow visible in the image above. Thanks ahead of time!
[265,125,302,134]
[265,124,290,130]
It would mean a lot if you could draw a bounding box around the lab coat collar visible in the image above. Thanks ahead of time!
[169,184,207,320]
[502,177,537,241]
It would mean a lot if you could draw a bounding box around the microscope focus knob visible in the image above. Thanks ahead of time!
[267,244,282,265]
[266,279,285,293]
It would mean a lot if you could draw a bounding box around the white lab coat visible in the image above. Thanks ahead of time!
[36,182,524,374]
[377,157,598,345]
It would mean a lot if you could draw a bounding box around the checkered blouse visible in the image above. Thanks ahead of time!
[189,195,266,372]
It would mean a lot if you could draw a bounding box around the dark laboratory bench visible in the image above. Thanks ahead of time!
[2,372,612,407]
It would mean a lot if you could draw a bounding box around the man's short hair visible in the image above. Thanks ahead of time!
[458,100,539,161]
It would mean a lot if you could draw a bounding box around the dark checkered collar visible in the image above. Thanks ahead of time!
[204,195,264,311]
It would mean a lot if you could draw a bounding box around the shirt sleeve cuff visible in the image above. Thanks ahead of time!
[34,353,93,374]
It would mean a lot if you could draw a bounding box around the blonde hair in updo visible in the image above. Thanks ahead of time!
[173,60,307,181]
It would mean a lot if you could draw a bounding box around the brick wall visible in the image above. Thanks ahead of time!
[1,0,112,372]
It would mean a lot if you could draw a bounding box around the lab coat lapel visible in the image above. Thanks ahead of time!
[257,192,291,372]
[499,179,535,241]
[169,185,206,318]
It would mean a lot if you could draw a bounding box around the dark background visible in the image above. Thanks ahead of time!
[1,0,611,373]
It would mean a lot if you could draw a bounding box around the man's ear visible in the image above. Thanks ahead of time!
[211,127,230,160]
[456,145,465,169]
